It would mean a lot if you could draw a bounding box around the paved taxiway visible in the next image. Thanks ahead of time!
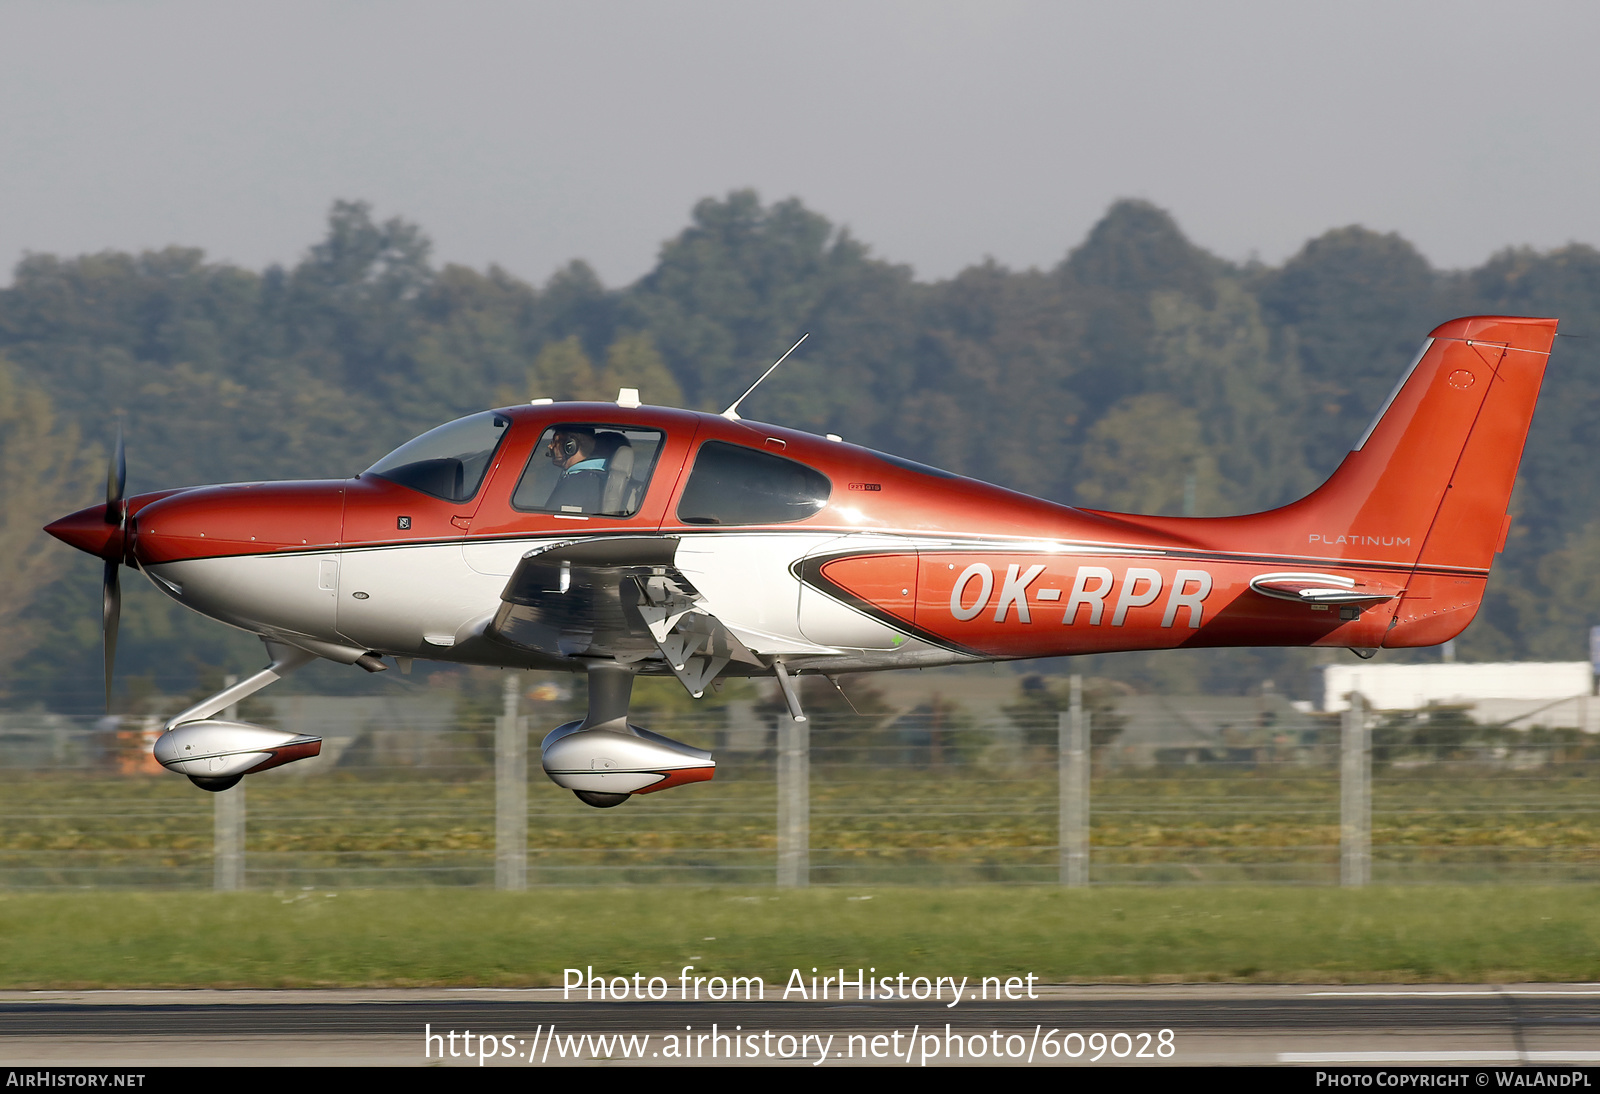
[3,985,1600,1066]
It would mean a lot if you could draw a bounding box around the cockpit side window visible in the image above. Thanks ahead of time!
[365,411,511,503]
[512,424,665,517]
[676,441,831,525]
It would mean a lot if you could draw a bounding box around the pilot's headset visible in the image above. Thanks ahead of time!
[550,427,594,463]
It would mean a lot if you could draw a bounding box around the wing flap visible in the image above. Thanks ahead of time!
[487,537,763,693]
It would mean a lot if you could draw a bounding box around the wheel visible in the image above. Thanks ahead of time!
[573,790,630,808]
[189,775,243,792]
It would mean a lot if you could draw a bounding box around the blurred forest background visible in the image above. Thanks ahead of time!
[6,192,1600,711]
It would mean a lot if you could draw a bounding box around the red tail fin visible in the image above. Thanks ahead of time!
[1116,315,1557,648]
[1277,315,1557,646]
[1286,314,1556,573]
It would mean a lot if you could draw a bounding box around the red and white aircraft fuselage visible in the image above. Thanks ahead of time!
[46,315,1558,804]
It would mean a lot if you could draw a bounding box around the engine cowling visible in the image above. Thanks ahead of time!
[153,720,323,791]
[540,720,714,807]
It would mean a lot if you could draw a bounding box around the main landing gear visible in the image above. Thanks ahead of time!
[540,662,717,808]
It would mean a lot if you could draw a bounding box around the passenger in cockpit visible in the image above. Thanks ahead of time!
[544,427,607,513]
[592,431,636,515]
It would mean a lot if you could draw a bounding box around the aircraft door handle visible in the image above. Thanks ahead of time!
[450,516,471,530]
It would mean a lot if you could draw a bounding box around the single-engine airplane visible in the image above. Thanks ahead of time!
[46,315,1557,806]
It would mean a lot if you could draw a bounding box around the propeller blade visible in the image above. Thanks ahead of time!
[105,422,126,526]
[102,425,126,711]
[102,558,121,712]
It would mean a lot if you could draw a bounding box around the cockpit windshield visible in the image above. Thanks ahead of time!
[365,411,511,502]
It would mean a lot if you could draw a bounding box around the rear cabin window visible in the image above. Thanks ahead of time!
[676,441,831,525]
[512,425,665,517]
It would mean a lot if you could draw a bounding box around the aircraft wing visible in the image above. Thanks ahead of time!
[486,536,763,695]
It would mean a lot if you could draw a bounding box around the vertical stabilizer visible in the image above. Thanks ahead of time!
[1100,315,1557,648]
[1297,315,1556,574]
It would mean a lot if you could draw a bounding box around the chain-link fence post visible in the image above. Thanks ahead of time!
[496,674,528,891]
[1340,690,1370,887]
[777,713,809,887]
[213,675,245,891]
[1060,675,1089,887]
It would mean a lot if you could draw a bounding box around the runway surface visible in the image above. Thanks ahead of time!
[4,985,1600,1066]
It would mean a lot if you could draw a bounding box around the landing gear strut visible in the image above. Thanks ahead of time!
[153,640,326,790]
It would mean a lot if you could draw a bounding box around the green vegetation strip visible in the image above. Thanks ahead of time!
[2,886,1596,989]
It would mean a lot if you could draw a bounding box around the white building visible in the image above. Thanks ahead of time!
[1321,661,1597,729]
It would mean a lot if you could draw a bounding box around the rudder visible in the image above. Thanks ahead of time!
[1072,315,1556,650]
[1269,316,1555,567]
[1284,315,1556,646]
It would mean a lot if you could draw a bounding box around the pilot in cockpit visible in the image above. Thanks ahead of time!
[541,426,640,516]
[544,427,606,513]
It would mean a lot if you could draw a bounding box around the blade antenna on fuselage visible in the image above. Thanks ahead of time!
[721,333,809,420]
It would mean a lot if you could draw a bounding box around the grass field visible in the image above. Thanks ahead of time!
[1,886,1597,989]
[4,756,1597,988]
[3,761,1598,886]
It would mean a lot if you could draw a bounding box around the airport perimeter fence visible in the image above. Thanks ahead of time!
[1,698,1598,889]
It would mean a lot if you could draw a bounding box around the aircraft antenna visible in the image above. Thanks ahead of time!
[721,333,809,420]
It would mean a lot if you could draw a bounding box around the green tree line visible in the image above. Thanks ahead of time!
[5,193,1600,708]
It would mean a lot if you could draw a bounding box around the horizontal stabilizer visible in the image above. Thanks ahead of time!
[1249,572,1402,605]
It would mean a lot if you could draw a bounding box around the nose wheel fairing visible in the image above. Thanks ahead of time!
[150,640,326,789]
[154,720,323,779]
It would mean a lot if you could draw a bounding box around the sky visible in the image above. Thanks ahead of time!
[2,1,1597,288]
